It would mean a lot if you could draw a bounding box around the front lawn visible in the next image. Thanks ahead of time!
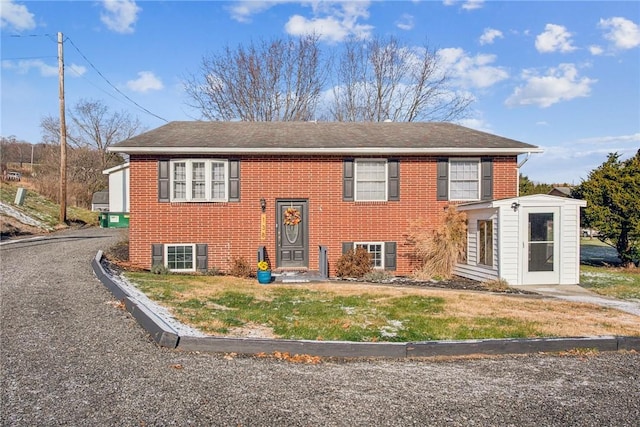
[124,272,639,341]
[580,239,640,301]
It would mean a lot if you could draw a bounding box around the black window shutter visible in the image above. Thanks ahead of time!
[196,244,208,272]
[384,242,397,271]
[388,159,399,201]
[436,158,449,201]
[342,242,354,254]
[343,159,354,201]
[151,244,164,267]
[229,160,240,202]
[481,158,493,200]
[158,160,170,202]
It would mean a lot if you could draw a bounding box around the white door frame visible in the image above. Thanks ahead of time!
[520,206,560,285]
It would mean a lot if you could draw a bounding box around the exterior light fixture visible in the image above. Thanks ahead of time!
[511,202,520,211]
[260,198,266,213]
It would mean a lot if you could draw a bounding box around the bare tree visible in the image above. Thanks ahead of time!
[40,98,143,169]
[330,36,472,122]
[184,35,327,121]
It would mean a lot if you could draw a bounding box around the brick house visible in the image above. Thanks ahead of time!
[109,121,542,278]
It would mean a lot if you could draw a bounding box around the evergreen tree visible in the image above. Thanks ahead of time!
[573,150,640,267]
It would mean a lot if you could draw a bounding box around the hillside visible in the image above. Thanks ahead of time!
[0,179,98,239]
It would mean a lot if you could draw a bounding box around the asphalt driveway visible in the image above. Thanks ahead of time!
[1,227,639,426]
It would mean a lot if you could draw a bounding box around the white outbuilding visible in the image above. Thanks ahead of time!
[102,162,130,213]
[453,194,587,286]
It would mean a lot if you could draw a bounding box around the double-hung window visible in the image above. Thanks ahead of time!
[355,160,387,201]
[355,242,384,269]
[450,159,480,201]
[170,160,228,202]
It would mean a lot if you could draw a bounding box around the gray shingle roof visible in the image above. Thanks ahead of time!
[110,121,541,155]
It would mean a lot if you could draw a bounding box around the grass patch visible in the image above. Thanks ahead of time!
[580,265,640,300]
[0,180,98,227]
[123,272,640,341]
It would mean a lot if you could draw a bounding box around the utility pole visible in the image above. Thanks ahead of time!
[58,32,67,223]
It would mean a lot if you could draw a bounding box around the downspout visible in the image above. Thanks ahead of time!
[515,152,531,284]
[516,153,531,197]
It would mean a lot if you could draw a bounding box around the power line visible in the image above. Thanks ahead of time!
[64,35,168,122]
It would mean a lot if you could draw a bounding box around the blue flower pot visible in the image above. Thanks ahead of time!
[257,270,272,284]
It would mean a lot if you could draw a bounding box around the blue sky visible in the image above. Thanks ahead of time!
[1,0,639,184]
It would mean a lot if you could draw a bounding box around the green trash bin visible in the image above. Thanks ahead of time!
[99,212,129,228]
[99,212,109,228]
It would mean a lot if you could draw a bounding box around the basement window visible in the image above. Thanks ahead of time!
[165,244,195,272]
[355,242,384,269]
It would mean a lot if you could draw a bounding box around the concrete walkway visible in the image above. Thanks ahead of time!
[511,284,640,317]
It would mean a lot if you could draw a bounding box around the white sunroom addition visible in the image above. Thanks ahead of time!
[454,194,587,286]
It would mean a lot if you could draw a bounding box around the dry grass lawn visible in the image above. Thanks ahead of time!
[126,273,640,340]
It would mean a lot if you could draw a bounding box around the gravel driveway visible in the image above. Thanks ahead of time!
[1,227,639,426]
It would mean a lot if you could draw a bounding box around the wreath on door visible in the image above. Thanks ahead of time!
[283,207,301,226]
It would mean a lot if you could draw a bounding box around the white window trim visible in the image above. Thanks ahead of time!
[354,159,388,202]
[354,241,385,269]
[165,243,196,272]
[477,219,494,268]
[449,158,481,202]
[170,159,229,202]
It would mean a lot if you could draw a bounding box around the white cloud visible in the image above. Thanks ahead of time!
[396,13,414,31]
[479,28,503,45]
[589,45,604,55]
[100,0,141,34]
[227,0,287,23]
[437,48,509,89]
[2,59,86,77]
[535,24,577,53]
[126,71,164,93]
[505,63,596,108]
[442,0,484,10]
[461,0,484,11]
[576,132,640,145]
[0,0,36,31]
[598,17,640,50]
[284,2,374,42]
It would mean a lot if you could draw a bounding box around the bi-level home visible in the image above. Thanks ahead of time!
[109,121,585,285]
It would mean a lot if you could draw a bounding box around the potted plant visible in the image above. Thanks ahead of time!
[257,261,272,284]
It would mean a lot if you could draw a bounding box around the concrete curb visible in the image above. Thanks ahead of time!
[93,251,179,349]
[92,252,640,358]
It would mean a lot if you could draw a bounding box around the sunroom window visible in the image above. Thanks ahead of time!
[170,160,228,202]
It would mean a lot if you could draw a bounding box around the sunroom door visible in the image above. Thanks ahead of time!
[522,207,560,285]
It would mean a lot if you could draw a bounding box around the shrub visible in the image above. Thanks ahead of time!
[204,266,223,276]
[106,239,129,262]
[407,206,467,280]
[362,270,394,283]
[151,264,171,275]
[229,256,252,278]
[484,278,510,292]
[335,247,372,278]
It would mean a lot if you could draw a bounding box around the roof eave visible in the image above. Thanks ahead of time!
[108,147,544,155]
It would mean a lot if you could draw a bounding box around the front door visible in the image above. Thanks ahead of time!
[522,207,560,285]
[276,200,309,269]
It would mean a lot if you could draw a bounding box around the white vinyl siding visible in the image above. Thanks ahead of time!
[355,160,387,201]
[170,160,228,202]
[450,159,480,201]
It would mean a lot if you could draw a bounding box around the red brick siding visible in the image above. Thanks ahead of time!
[128,155,518,276]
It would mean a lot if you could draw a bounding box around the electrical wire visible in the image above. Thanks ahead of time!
[64,35,168,122]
